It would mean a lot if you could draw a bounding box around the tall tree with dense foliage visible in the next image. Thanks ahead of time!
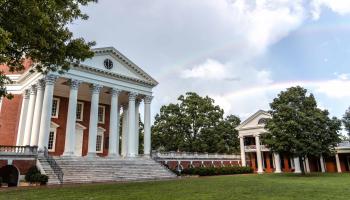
[0,0,96,98]
[152,92,241,153]
[342,107,350,137]
[262,86,341,172]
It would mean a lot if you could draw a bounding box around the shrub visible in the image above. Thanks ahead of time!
[25,166,49,184]
[181,166,253,176]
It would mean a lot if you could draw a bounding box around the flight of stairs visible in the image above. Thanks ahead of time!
[38,156,177,185]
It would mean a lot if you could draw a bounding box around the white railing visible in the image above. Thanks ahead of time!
[152,151,241,160]
[244,145,269,151]
[338,141,350,148]
[0,145,38,156]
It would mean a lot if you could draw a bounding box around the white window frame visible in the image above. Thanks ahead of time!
[98,105,106,124]
[76,102,84,121]
[96,127,105,153]
[48,122,59,152]
[51,98,60,118]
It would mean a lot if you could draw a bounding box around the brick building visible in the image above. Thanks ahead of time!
[237,110,350,173]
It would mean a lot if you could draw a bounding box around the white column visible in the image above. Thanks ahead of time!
[294,157,302,173]
[255,134,263,174]
[274,153,282,173]
[144,96,153,156]
[239,136,246,167]
[23,85,37,146]
[135,99,140,155]
[305,157,310,173]
[335,153,342,173]
[16,89,30,146]
[127,92,137,157]
[38,75,57,151]
[30,79,45,146]
[121,104,128,157]
[320,154,326,173]
[108,88,121,157]
[63,79,81,156]
[87,84,102,157]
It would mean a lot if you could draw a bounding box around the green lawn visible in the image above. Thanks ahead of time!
[1,173,350,200]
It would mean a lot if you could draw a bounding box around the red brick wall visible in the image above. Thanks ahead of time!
[0,159,36,174]
[0,94,22,145]
[50,96,110,156]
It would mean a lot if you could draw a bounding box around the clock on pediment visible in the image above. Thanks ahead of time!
[103,59,113,70]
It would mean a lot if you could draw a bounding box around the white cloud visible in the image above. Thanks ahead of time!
[180,59,230,80]
[311,0,350,20]
[71,0,350,121]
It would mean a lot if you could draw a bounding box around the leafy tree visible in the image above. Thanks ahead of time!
[342,107,350,137]
[0,0,96,98]
[262,86,341,173]
[152,92,240,153]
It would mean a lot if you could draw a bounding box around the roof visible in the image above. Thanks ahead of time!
[236,110,271,130]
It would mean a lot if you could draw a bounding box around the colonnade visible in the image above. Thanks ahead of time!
[16,75,153,158]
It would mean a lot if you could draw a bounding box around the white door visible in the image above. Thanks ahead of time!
[74,129,84,156]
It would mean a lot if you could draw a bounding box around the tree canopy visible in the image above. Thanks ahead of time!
[152,92,241,154]
[262,86,341,161]
[0,0,96,98]
[342,107,350,138]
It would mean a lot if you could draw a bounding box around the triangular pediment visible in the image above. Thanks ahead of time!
[236,110,271,130]
[80,47,158,86]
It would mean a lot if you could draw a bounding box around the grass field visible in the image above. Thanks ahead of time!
[1,173,350,200]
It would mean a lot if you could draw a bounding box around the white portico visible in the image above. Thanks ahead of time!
[6,47,157,158]
[236,110,301,174]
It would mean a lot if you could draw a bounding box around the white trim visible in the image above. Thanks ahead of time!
[98,105,106,124]
[96,127,105,153]
[51,98,60,118]
[76,101,84,121]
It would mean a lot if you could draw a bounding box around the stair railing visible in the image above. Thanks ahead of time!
[43,147,64,184]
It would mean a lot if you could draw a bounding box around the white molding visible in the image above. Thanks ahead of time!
[236,110,271,130]
[48,124,59,152]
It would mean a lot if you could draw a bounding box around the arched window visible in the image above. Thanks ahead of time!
[258,118,268,125]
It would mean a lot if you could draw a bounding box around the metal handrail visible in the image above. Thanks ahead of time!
[43,147,64,184]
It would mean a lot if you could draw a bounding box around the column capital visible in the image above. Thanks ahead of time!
[36,79,46,91]
[28,85,37,95]
[110,88,122,96]
[144,95,153,104]
[128,92,138,101]
[23,89,30,99]
[44,74,58,85]
[68,79,81,90]
[90,84,103,94]
[254,134,260,138]
[238,135,244,139]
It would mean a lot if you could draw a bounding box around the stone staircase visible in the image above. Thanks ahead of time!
[38,156,177,185]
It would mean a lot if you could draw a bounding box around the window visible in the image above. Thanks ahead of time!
[98,105,105,124]
[96,131,104,153]
[258,118,268,125]
[48,129,57,152]
[76,102,84,121]
[51,98,60,118]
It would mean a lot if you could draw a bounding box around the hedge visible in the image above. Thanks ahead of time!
[25,166,49,184]
[180,166,253,176]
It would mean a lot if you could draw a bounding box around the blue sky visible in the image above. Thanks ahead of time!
[71,0,350,124]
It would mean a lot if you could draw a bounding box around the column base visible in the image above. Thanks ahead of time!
[62,152,75,157]
[294,170,302,174]
[274,170,282,173]
[257,170,264,174]
[107,153,120,158]
[126,153,136,158]
[85,152,97,158]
